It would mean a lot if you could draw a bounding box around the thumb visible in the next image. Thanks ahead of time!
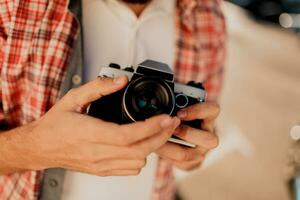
[62,76,128,112]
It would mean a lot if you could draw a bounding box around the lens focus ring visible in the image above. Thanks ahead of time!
[122,76,175,121]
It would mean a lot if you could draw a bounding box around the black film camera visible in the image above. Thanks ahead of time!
[88,60,206,148]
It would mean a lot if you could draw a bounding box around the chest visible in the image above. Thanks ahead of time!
[81,0,175,82]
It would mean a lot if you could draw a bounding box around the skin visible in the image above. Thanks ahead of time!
[156,103,220,171]
[0,76,180,176]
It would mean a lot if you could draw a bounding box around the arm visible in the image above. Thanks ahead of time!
[0,125,34,174]
[0,122,43,174]
[0,76,180,176]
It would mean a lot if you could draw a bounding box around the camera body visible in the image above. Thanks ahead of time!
[88,60,206,148]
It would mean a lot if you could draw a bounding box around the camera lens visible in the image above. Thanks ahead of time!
[123,77,175,121]
[133,82,167,115]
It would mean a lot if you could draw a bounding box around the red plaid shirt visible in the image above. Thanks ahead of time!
[0,0,226,199]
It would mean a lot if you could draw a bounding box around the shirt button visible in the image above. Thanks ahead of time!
[291,125,300,141]
[48,178,58,187]
[72,74,82,85]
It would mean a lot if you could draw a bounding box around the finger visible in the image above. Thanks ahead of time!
[94,159,146,172]
[171,154,204,171]
[78,143,149,161]
[155,142,201,162]
[177,102,220,122]
[84,115,180,146]
[70,168,141,177]
[118,115,180,145]
[101,169,141,176]
[201,118,215,132]
[174,125,219,149]
[133,118,181,156]
[65,159,146,175]
[62,76,128,112]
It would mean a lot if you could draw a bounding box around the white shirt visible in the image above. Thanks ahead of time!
[82,0,175,82]
[61,0,175,199]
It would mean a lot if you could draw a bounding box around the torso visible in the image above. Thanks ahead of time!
[61,0,175,199]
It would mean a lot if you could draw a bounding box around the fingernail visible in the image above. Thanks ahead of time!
[177,110,187,118]
[113,76,124,84]
[160,117,174,129]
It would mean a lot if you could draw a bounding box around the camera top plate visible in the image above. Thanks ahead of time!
[137,60,174,81]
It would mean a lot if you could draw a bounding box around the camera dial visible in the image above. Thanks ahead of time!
[175,93,189,108]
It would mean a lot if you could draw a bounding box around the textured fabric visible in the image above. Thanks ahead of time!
[82,0,175,82]
[0,0,226,199]
[0,0,80,199]
[152,1,226,199]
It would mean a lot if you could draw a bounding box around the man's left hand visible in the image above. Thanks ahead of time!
[155,102,220,171]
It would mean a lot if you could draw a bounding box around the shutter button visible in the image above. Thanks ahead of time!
[49,178,58,187]
[72,74,82,85]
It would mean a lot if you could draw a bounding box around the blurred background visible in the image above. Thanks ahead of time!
[175,1,300,200]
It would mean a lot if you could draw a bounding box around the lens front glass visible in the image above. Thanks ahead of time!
[123,77,174,121]
[132,81,169,117]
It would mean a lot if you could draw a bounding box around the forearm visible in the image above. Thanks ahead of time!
[0,123,36,175]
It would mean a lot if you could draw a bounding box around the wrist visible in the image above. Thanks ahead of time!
[0,121,43,174]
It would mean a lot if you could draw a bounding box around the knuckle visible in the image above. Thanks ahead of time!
[184,162,202,171]
[134,169,142,175]
[208,134,219,149]
[178,150,194,162]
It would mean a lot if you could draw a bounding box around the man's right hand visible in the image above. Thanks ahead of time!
[0,76,180,176]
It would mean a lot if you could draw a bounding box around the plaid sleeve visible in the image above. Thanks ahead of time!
[203,34,226,102]
[153,1,226,200]
[0,0,79,199]
[203,2,226,102]
[0,0,13,124]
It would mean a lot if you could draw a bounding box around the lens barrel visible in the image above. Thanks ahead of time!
[122,77,175,121]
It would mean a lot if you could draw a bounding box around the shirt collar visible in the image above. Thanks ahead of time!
[151,0,174,14]
[179,0,197,15]
[104,0,174,15]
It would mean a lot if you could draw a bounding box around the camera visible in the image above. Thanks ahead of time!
[88,60,206,148]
